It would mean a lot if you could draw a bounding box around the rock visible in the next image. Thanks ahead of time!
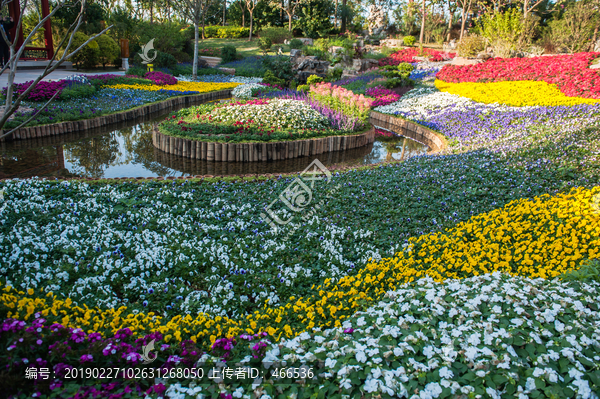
[218,67,235,75]
[352,58,379,72]
[594,39,600,52]
[476,53,492,60]
[451,56,484,66]
[290,49,302,59]
[590,62,600,69]
[197,58,209,68]
[329,46,345,55]
[299,38,313,46]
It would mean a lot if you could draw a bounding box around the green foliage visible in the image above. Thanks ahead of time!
[53,1,106,35]
[479,9,538,57]
[296,0,334,39]
[306,75,324,85]
[326,67,343,82]
[71,31,100,69]
[259,37,273,55]
[289,38,304,49]
[559,259,600,283]
[297,84,310,92]
[155,52,178,70]
[263,55,294,84]
[403,35,416,46]
[314,38,331,53]
[59,84,97,101]
[262,70,286,87]
[258,27,292,44]
[548,1,598,53]
[221,45,237,63]
[302,45,327,59]
[126,66,147,77]
[379,63,414,88]
[95,35,120,68]
[203,25,251,38]
[130,22,188,62]
[457,35,487,57]
[106,6,138,41]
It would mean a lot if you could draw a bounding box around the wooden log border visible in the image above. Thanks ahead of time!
[152,127,376,162]
[1,89,234,142]
[369,111,447,153]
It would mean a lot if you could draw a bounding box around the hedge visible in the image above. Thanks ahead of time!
[203,26,251,38]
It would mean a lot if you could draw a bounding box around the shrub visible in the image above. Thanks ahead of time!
[457,35,486,57]
[379,63,414,88]
[548,1,598,54]
[297,84,310,91]
[221,45,237,63]
[326,67,343,82]
[71,31,99,69]
[403,35,416,46]
[259,27,292,44]
[479,8,538,57]
[289,38,304,49]
[126,66,147,77]
[263,55,294,83]
[60,82,97,100]
[259,37,273,55]
[203,25,250,38]
[263,70,286,87]
[95,34,120,68]
[155,52,178,69]
[306,75,324,85]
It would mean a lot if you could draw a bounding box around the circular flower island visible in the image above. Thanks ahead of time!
[152,96,375,162]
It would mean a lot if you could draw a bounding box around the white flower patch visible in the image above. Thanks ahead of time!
[231,83,265,99]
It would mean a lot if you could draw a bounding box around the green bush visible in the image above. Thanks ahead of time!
[559,259,600,283]
[263,55,294,83]
[71,31,100,69]
[221,45,237,63]
[262,70,286,87]
[126,66,147,77]
[155,52,178,69]
[297,84,310,92]
[303,45,327,60]
[380,63,414,88]
[457,36,487,57]
[326,67,343,82]
[60,83,97,100]
[306,74,324,85]
[95,34,120,68]
[259,27,292,44]
[403,35,416,46]
[289,38,304,49]
[259,37,273,55]
[203,25,250,38]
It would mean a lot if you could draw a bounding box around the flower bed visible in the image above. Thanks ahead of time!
[436,53,600,98]
[157,95,365,143]
[435,79,600,106]
[379,48,455,67]
[104,81,238,94]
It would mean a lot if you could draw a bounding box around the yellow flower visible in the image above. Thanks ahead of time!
[435,80,600,107]
[105,81,239,94]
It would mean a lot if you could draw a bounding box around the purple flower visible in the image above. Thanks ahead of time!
[80,354,94,362]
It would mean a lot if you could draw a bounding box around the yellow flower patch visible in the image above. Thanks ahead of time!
[3,187,599,348]
[435,79,600,107]
[105,81,239,93]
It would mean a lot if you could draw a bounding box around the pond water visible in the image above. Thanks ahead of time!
[0,113,429,179]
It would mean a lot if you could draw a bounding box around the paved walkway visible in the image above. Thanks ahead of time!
[0,68,126,85]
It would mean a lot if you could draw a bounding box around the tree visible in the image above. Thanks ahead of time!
[268,0,307,31]
[456,0,473,40]
[169,0,216,80]
[0,0,112,140]
[245,0,260,40]
[549,1,598,53]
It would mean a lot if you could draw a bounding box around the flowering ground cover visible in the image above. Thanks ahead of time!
[158,96,365,143]
[435,80,600,107]
[2,56,600,398]
[436,53,600,98]
[104,81,239,94]
[379,48,455,67]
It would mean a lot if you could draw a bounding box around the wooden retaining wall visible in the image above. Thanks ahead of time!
[369,111,446,152]
[1,90,233,142]
[152,127,376,162]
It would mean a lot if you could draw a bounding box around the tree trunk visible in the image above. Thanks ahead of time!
[249,10,253,40]
[590,25,599,51]
[340,0,347,32]
[419,0,425,45]
[193,23,199,80]
[287,10,293,31]
[446,6,453,42]
[202,15,206,40]
[459,7,466,41]
[335,0,338,28]
[223,0,226,25]
[150,1,154,23]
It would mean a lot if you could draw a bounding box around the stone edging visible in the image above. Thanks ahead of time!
[1,90,233,142]
[152,127,376,162]
[369,111,447,152]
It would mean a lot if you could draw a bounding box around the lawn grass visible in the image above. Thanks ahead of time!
[197,37,291,57]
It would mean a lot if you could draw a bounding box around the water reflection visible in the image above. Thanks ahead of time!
[0,116,429,179]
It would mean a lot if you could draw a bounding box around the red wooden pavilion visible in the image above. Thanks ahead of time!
[7,0,54,60]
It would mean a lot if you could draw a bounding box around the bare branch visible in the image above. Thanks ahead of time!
[0,91,61,141]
